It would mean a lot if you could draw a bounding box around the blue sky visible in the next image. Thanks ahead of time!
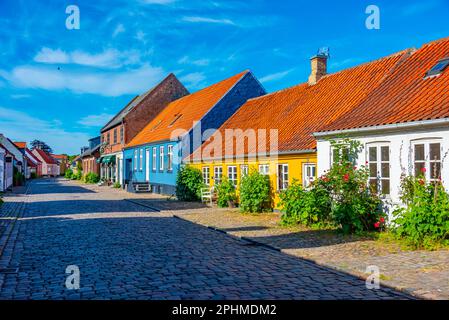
[0,0,448,154]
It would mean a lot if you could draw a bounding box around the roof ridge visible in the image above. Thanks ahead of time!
[421,35,449,47]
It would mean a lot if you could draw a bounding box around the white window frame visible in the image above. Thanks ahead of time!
[145,149,150,181]
[259,164,269,175]
[202,167,210,185]
[214,166,223,184]
[412,140,442,182]
[240,165,249,178]
[278,164,289,191]
[159,146,164,171]
[167,145,173,171]
[303,163,316,188]
[152,147,157,171]
[134,150,138,171]
[367,143,391,195]
[228,166,237,186]
[139,149,143,171]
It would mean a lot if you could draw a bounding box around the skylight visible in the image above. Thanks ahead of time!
[426,58,449,77]
[168,114,183,127]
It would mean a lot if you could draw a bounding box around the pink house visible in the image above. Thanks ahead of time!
[32,149,59,177]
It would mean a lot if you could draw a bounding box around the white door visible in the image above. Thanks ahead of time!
[145,149,150,182]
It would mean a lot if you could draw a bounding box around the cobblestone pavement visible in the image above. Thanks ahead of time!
[0,179,411,300]
[178,210,449,300]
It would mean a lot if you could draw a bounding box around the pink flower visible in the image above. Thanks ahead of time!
[374,222,380,229]
[421,167,427,173]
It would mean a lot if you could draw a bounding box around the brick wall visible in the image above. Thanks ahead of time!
[124,74,189,144]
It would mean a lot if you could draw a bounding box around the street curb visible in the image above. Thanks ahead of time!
[124,199,161,212]
[173,214,420,300]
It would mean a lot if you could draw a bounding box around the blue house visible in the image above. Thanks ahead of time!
[123,70,265,194]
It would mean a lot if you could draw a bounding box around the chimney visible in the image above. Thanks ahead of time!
[308,49,328,85]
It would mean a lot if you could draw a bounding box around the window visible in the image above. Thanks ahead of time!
[120,126,124,144]
[413,141,441,182]
[139,149,143,171]
[113,129,117,144]
[152,147,157,171]
[159,146,164,171]
[259,164,269,175]
[240,165,249,178]
[107,133,110,145]
[228,166,237,185]
[202,167,210,185]
[303,163,316,188]
[426,58,449,77]
[367,144,390,195]
[167,145,173,171]
[214,166,223,184]
[134,150,138,171]
[278,164,289,191]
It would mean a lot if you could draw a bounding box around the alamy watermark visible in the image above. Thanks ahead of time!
[365,265,380,290]
[66,5,80,30]
[65,265,80,290]
[365,5,380,30]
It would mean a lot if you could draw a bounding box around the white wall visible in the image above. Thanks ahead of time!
[317,126,449,208]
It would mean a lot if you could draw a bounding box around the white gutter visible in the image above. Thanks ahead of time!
[313,118,449,138]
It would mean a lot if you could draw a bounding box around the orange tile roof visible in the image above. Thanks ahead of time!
[321,37,449,132]
[13,142,26,149]
[190,51,408,161]
[126,71,249,148]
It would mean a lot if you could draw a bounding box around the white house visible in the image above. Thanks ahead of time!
[0,144,14,192]
[314,37,449,210]
[0,134,25,175]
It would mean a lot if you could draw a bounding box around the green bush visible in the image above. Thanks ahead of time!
[64,169,73,179]
[71,171,82,180]
[113,182,121,189]
[393,176,449,249]
[176,166,204,201]
[216,177,237,208]
[30,172,37,179]
[279,179,332,227]
[239,170,271,213]
[84,172,100,184]
[13,167,25,186]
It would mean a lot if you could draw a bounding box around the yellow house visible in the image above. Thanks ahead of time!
[186,49,408,208]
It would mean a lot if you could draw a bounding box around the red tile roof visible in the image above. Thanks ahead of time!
[51,154,68,160]
[190,51,408,160]
[321,37,449,132]
[26,148,41,164]
[13,142,26,149]
[33,149,57,164]
[126,71,249,148]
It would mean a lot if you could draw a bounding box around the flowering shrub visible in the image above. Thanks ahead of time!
[239,170,272,213]
[176,166,203,201]
[216,177,237,208]
[393,174,449,249]
[279,138,385,233]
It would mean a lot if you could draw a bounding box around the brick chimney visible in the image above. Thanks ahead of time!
[308,53,328,85]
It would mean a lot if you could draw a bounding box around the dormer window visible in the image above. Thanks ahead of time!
[426,58,449,77]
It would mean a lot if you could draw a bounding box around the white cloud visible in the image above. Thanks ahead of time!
[0,106,90,154]
[178,56,210,66]
[78,113,115,127]
[10,94,31,99]
[135,30,147,44]
[260,69,293,83]
[1,64,165,97]
[180,72,206,89]
[112,24,126,37]
[34,48,70,64]
[33,47,141,69]
[182,16,236,25]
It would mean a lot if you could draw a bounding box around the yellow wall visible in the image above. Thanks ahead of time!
[189,152,317,209]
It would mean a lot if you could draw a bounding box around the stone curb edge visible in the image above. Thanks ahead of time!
[124,199,161,212]
[173,214,422,301]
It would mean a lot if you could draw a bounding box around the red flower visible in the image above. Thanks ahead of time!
[374,222,380,229]
[343,173,350,182]
[380,217,385,223]
[353,166,357,170]
[421,167,427,173]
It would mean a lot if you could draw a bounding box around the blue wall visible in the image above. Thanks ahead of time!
[123,71,265,193]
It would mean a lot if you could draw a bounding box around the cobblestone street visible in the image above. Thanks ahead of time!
[0,179,411,300]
